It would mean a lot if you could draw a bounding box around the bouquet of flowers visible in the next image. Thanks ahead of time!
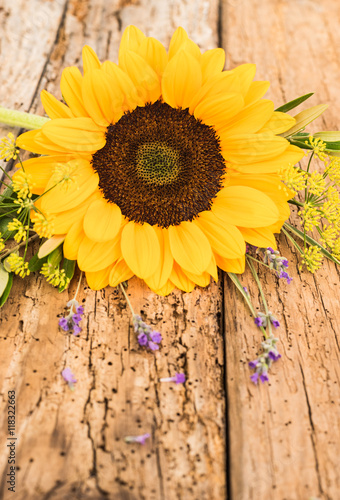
[1,26,340,387]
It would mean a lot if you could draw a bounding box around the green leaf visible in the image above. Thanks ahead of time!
[275,93,314,113]
[59,259,76,292]
[0,272,13,307]
[0,185,14,202]
[0,217,16,239]
[38,235,65,259]
[28,254,47,272]
[47,245,63,268]
[314,131,340,142]
[0,263,9,297]
[281,104,329,138]
[284,222,340,266]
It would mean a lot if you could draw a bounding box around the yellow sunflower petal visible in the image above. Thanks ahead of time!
[18,155,73,195]
[200,48,225,84]
[144,227,173,291]
[63,219,85,260]
[137,37,168,77]
[78,235,121,272]
[168,27,189,60]
[215,254,245,274]
[221,133,288,164]
[109,258,134,288]
[162,51,202,109]
[206,255,218,282]
[53,191,102,234]
[16,130,68,155]
[41,117,105,152]
[194,211,245,259]
[168,221,212,275]
[83,199,122,242]
[188,70,241,113]
[244,81,270,106]
[182,269,211,287]
[151,280,175,296]
[82,45,101,73]
[40,90,73,119]
[194,92,244,128]
[238,227,277,248]
[82,69,124,127]
[41,159,99,213]
[258,111,296,134]
[232,64,256,97]
[230,144,304,174]
[169,262,195,293]
[218,100,274,136]
[212,186,279,228]
[226,172,292,202]
[119,51,161,104]
[60,66,89,117]
[86,265,112,290]
[101,60,142,110]
[121,222,160,279]
[118,25,146,65]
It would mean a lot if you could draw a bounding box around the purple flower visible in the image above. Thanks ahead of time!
[73,325,82,336]
[271,319,280,328]
[76,306,84,314]
[260,372,269,383]
[125,433,150,445]
[254,317,263,327]
[59,317,69,331]
[62,367,77,389]
[138,333,148,346]
[250,372,259,384]
[249,359,259,369]
[150,331,162,343]
[267,247,275,253]
[148,341,159,351]
[160,373,186,384]
[72,314,82,324]
[243,286,248,294]
[268,351,281,362]
[282,259,289,268]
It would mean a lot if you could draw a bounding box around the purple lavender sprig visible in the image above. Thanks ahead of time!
[160,373,186,384]
[62,367,77,390]
[249,334,281,384]
[254,311,280,329]
[125,433,150,445]
[133,314,162,351]
[59,299,84,336]
[259,247,293,284]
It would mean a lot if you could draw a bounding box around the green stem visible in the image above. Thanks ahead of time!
[119,283,135,317]
[0,107,49,130]
[0,234,39,260]
[288,199,304,207]
[246,257,271,337]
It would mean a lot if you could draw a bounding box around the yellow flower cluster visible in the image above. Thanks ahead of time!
[0,133,19,161]
[306,135,327,161]
[6,253,30,278]
[280,164,307,194]
[12,171,33,199]
[31,212,55,239]
[40,263,69,288]
[300,245,324,273]
[0,232,5,252]
[7,218,29,243]
[52,163,77,190]
[298,202,321,232]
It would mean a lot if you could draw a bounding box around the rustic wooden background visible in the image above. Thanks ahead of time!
[0,0,340,499]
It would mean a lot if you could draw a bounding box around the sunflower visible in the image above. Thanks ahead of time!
[15,26,303,295]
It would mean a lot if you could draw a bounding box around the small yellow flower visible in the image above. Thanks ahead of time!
[31,212,55,239]
[300,245,323,273]
[12,171,33,199]
[307,136,327,162]
[280,164,307,194]
[0,232,5,252]
[306,171,326,196]
[52,162,77,191]
[14,197,34,214]
[0,133,19,161]
[326,158,340,185]
[320,224,339,249]
[299,202,321,231]
[40,263,69,288]
[7,218,29,243]
[6,253,30,278]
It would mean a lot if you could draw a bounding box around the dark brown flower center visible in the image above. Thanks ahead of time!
[91,101,226,227]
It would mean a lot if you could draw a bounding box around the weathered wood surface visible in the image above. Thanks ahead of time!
[0,0,339,499]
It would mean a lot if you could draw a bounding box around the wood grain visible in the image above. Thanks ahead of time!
[0,0,339,499]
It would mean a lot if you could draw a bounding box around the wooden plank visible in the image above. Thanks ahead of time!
[223,1,340,499]
[0,1,226,499]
